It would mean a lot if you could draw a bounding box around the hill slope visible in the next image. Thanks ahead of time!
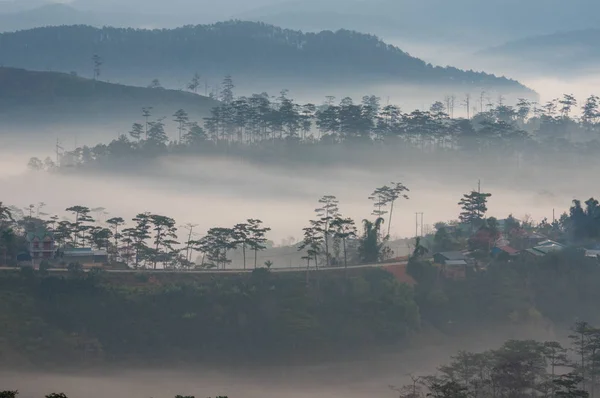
[478,29,600,75]
[0,67,218,130]
[0,21,530,94]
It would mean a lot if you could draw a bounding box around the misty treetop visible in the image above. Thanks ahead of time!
[29,80,600,172]
[0,21,527,89]
[0,201,274,270]
[0,186,409,271]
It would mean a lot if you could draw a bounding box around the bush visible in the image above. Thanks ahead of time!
[67,262,84,276]
[19,266,35,279]
[39,260,52,274]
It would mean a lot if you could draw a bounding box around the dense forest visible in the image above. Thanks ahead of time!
[0,21,527,90]
[31,77,600,176]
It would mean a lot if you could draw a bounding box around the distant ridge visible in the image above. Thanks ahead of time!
[477,29,600,74]
[0,21,532,94]
[0,3,99,32]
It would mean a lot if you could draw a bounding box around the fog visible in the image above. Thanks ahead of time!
[0,133,586,248]
[0,323,561,398]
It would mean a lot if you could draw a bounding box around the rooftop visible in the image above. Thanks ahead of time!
[63,248,108,256]
[436,251,467,261]
[525,248,545,257]
[445,260,468,266]
[585,250,600,258]
[26,228,54,241]
[495,246,520,255]
[529,244,564,256]
[537,240,565,248]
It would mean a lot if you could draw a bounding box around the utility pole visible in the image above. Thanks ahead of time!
[415,212,424,237]
[55,138,63,166]
[415,213,418,237]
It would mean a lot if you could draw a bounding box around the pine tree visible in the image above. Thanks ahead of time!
[458,191,492,228]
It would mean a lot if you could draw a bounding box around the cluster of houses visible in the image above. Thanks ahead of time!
[428,218,600,280]
[21,228,108,268]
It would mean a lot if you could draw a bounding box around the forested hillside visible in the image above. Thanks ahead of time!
[0,68,218,127]
[1,248,599,367]
[0,21,529,93]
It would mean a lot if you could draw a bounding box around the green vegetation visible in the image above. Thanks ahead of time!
[0,22,527,90]
[0,267,419,366]
[2,193,600,368]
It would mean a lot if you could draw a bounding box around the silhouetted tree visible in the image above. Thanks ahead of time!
[92,54,102,80]
[331,216,357,271]
[315,195,339,267]
[187,72,201,93]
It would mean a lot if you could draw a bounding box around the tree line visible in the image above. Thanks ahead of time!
[0,180,412,270]
[28,76,600,171]
[0,201,272,270]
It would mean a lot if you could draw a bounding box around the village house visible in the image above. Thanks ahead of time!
[523,240,566,258]
[58,247,109,267]
[491,245,520,260]
[433,251,471,280]
[25,229,56,264]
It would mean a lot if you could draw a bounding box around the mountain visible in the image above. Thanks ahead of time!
[239,0,600,46]
[0,21,531,96]
[0,0,49,13]
[0,3,100,32]
[477,29,600,76]
[0,67,218,130]
[70,0,287,21]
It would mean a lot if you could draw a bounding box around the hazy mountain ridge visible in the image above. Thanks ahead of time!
[239,0,600,45]
[3,0,600,46]
[0,21,531,94]
[0,3,101,32]
[478,29,600,74]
